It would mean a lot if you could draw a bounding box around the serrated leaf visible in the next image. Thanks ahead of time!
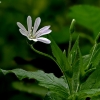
[68,5,100,37]
[0,68,69,98]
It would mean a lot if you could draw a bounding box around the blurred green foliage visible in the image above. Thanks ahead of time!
[1,0,100,100]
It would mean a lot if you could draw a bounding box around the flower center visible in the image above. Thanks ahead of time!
[27,30,36,39]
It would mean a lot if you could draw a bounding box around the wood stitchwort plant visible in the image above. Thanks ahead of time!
[1,16,100,100]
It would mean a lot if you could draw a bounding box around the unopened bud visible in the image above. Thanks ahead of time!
[69,19,76,34]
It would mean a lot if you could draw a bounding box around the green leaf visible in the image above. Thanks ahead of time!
[0,68,69,98]
[85,43,97,70]
[69,37,84,92]
[80,34,100,71]
[91,95,100,100]
[68,36,79,66]
[12,81,48,97]
[89,33,100,67]
[72,45,84,92]
[80,67,96,84]
[68,5,100,37]
[77,89,100,99]
[49,35,72,78]
[81,65,100,90]
[81,33,100,71]
[79,43,97,83]
[44,92,66,100]
[91,43,100,67]
[68,89,100,100]
[79,42,100,86]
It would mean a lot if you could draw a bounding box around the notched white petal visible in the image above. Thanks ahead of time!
[19,29,28,36]
[17,22,27,32]
[33,17,41,34]
[37,37,51,44]
[27,16,32,33]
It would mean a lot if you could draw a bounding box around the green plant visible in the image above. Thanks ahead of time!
[1,16,100,100]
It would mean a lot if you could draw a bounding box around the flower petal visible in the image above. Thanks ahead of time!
[27,16,32,33]
[33,17,41,34]
[36,37,51,44]
[27,37,38,42]
[17,22,27,32]
[19,29,28,36]
[36,29,52,38]
[36,25,50,33]
[32,39,38,42]
[35,25,50,36]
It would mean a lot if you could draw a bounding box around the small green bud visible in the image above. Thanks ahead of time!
[69,19,76,34]
[63,49,66,55]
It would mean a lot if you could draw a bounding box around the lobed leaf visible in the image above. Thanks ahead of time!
[0,68,69,98]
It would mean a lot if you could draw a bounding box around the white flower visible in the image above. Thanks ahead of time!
[17,16,52,44]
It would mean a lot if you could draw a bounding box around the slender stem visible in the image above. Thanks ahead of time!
[64,73,73,94]
[30,44,56,62]
[86,43,97,70]
[29,44,73,95]
[30,44,65,76]
[66,76,78,100]
[68,34,72,63]
[29,43,78,98]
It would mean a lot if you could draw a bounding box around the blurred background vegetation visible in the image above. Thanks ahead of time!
[1,0,100,99]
